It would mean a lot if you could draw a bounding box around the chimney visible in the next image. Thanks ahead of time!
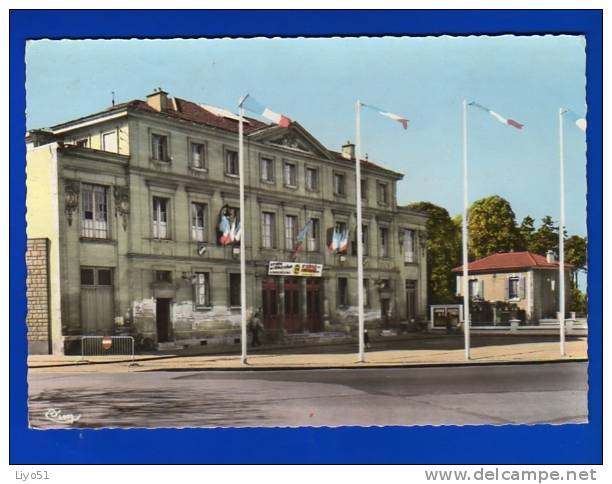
[146,88,170,112]
[342,140,355,160]
[546,250,556,263]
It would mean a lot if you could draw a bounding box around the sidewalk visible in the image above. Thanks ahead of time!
[27,336,587,373]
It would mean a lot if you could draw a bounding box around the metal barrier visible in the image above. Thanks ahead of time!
[81,335,135,363]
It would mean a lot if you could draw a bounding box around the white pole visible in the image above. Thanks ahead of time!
[559,108,566,356]
[355,100,365,363]
[462,100,471,360]
[239,97,248,365]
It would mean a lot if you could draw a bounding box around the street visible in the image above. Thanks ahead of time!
[28,362,588,428]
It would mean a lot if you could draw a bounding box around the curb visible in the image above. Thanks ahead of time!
[30,357,588,372]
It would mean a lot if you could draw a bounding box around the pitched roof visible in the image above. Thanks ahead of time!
[452,251,572,273]
[329,151,404,178]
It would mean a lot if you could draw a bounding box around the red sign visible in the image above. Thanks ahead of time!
[102,337,113,351]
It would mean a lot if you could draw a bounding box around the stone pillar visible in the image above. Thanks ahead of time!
[300,278,308,332]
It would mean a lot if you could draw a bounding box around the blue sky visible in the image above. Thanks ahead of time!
[26,36,587,236]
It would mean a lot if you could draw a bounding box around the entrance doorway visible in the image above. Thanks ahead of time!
[284,277,301,333]
[306,278,322,332]
[156,298,171,343]
[261,278,278,329]
[381,299,390,327]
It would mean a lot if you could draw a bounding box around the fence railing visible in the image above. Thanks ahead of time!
[81,335,135,362]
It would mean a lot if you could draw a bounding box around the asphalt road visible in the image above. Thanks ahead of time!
[28,362,588,428]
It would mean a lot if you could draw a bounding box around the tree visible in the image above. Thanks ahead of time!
[467,195,521,259]
[529,216,559,256]
[565,235,587,287]
[405,202,461,305]
[517,215,536,251]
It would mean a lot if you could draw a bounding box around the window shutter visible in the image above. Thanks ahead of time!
[519,276,526,300]
[456,275,461,296]
[504,277,510,300]
[326,227,334,249]
[479,280,484,299]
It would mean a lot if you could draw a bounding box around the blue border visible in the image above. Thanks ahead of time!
[10,10,602,464]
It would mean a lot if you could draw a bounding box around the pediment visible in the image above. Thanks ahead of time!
[248,122,334,160]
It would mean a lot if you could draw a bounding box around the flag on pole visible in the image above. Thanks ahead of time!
[564,109,587,131]
[361,103,409,129]
[469,102,524,129]
[242,95,291,128]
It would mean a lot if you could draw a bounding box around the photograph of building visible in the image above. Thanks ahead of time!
[26,89,428,355]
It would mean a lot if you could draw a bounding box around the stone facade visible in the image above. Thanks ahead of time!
[26,238,51,354]
[26,90,428,353]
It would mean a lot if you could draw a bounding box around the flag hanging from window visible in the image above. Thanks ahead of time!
[564,109,587,132]
[361,103,409,130]
[242,95,291,128]
[290,220,313,260]
[468,101,524,129]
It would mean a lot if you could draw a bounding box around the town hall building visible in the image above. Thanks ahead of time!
[25,89,428,354]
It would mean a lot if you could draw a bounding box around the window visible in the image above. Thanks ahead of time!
[361,178,368,200]
[334,173,346,196]
[190,142,206,169]
[307,218,319,252]
[305,167,318,191]
[80,268,94,286]
[151,133,169,162]
[260,157,274,182]
[469,278,482,300]
[284,162,297,187]
[338,277,348,307]
[508,276,523,300]
[225,149,239,176]
[377,182,389,205]
[380,227,389,257]
[261,212,275,248]
[155,270,172,283]
[81,267,113,286]
[229,273,241,307]
[102,131,117,153]
[194,272,210,307]
[81,183,108,239]
[285,215,298,250]
[191,202,207,242]
[152,197,169,239]
[403,229,415,263]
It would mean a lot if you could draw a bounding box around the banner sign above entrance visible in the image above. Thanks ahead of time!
[268,261,323,277]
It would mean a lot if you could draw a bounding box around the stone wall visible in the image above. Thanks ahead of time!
[26,238,51,354]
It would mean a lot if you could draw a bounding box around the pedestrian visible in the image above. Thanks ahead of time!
[250,308,264,347]
[364,328,371,349]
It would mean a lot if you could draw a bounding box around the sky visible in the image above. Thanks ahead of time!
[25,36,587,236]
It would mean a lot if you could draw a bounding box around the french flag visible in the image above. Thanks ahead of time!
[362,103,409,130]
[242,95,291,128]
[469,102,524,130]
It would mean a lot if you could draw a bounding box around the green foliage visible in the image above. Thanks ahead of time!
[569,287,587,316]
[528,216,559,256]
[467,195,521,259]
[405,202,461,304]
[517,216,535,251]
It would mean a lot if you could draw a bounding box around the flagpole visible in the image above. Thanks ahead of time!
[462,99,471,360]
[355,100,365,363]
[239,96,248,365]
[559,108,566,356]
